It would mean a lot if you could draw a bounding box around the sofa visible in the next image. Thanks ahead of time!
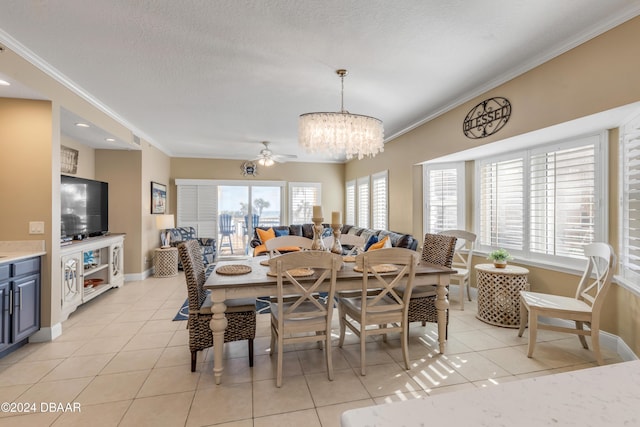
[249,223,417,256]
[165,227,217,267]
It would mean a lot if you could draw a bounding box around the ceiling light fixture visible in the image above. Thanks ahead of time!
[257,156,274,167]
[0,79,10,86]
[105,138,115,142]
[299,69,384,160]
[75,122,90,128]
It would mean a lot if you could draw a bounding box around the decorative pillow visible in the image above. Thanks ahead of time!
[364,235,379,251]
[367,236,389,251]
[274,228,289,237]
[256,227,276,244]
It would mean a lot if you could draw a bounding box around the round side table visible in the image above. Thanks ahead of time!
[475,263,529,328]
[154,247,178,278]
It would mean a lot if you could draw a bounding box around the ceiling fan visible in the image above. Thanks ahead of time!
[253,141,297,166]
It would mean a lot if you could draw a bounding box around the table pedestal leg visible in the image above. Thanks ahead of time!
[209,289,227,384]
[434,274,450,353]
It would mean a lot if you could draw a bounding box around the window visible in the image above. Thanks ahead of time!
[357,177,369,228]
[345,180,355,225]
[371,171,388,230]
[289,182,321,224]
[424,163,465,234]
[620,114,640,289]
[476,133,606,267]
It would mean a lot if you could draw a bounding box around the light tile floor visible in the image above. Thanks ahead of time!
[0,273,624,427]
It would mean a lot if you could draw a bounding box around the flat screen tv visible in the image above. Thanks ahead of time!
[61,175,109,239]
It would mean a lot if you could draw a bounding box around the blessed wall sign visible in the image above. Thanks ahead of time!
[462,97,512,139]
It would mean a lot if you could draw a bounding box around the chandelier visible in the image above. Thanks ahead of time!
[299,69,384,160]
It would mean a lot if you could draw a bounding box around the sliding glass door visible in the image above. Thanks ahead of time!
[217,182,284,256]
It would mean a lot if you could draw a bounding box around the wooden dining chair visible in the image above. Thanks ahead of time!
[518,242,616,365]
[438,229,477,310]
[269,251,343,387]
[337,247,419,375]
[178,240,256,371]
[265,235,313,258]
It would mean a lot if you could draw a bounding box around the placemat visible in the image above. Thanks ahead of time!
[267,268,314,277]
[353,264,398,273]
[343,255,356,262]
[259,259,270,266]
[216,264,252,275]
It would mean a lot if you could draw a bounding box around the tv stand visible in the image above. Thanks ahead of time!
[60,234,125,320]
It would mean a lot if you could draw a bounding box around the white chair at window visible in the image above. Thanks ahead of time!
[265,235,313,258]
[438,229,476,310]
[518,242,616,365]
[337,247,419,375]
[269,251,343,387]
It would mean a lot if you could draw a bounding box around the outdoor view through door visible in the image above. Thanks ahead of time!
[218,184,283,256]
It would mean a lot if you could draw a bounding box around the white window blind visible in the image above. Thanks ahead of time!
[289,182,321,224]
[476,133,605,266]
[371,171,388,230]
[530,144,595,258]
[424,164,463,233]
[357,177,369,228]
[176,183,217,238]
[345,180,356,225]
[479,156,524,250]
[621,115,640,287]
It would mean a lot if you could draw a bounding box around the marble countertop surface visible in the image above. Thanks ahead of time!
[341,360,640,427]
[0,240,46,264]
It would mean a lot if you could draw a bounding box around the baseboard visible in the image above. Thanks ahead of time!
[124,268,153,282]
[29,323,62,342]
[539,316,638,361]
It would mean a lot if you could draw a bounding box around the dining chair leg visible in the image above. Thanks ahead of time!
[248,339,254,367]
[360,331,367,376]
[338,308,346,348]
[576,321,589,349]
[325,332,334,381]
[276,334,284,388]
[400,325,410,370]
[526,309,538,358]
[467,279,472,301]
[590,325,604,365]
[459,281,465,311]
[518,299,527,338]
[191,351,197,372]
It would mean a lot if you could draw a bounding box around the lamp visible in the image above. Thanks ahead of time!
[156,214,175,248]
[299,69,384,160]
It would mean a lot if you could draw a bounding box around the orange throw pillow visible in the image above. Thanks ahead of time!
[367,236,389,251]
[256,227,276,244]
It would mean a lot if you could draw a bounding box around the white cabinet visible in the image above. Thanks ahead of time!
[60,234,125,319]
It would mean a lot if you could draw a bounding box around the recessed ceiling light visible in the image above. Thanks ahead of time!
[75,122,90,128]
[105,138,115,142]
[0,79,10,86]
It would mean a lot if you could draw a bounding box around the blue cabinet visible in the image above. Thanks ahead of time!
[0,257,41,357]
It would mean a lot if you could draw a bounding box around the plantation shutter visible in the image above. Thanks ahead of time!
[530,144,595,258]
[176,183,217,237]
[371,171,388,230]
[426,167,458,233]
[345,180,356,226]
[289,182,321,224]
[622,115,640,284]
[357,177,369,228]
[479,157,524,250]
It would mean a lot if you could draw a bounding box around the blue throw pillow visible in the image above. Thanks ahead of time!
[364,235,379,251]
[274,228,289,237]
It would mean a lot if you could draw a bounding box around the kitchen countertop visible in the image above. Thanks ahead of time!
[341,360,640,427]
[0,240,46,264]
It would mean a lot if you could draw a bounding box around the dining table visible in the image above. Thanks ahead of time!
[204,255,456,384]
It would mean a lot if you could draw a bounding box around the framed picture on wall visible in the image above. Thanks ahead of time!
[151,181,167,214]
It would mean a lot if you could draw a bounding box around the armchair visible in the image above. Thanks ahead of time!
[166,226,216,267]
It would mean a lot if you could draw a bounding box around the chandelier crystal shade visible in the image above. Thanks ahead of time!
[299,70,384,160]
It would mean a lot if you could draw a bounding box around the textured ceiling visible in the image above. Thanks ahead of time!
[0,1,639,162]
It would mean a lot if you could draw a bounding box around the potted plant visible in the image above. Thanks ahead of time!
[488,248,512,268]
